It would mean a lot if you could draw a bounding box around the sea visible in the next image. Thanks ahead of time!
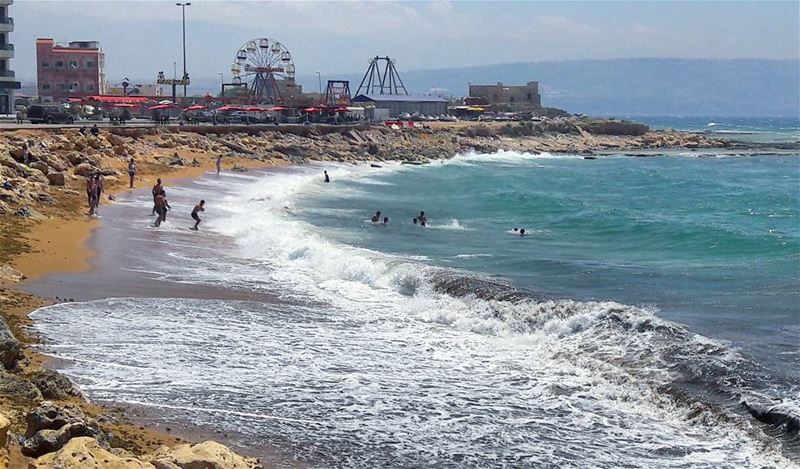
[29,117,800,468]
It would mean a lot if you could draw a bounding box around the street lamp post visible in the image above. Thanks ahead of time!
[176,2,191,98]
[315,71,322,97]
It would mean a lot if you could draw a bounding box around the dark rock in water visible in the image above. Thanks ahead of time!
[370,163,382,168]
[231,164,248,173]
[583,156,597,160]
[0,372,42,401]
[21,422,96,457]
[0,315,22,370]
[743,401,800,436]
[29,370,82,400]
[25,403,89,437]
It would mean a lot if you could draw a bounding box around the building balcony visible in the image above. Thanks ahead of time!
[0,44,13,58]
[0,70,14,81]
[0,0,12,6]
[0,18,13,33]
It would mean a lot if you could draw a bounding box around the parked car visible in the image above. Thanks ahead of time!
[27,104,75,124]
[217,111,255,125]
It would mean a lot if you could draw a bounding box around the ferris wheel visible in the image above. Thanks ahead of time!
[230,38,296,103]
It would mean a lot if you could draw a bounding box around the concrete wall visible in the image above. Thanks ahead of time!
[469,81,541,109]
[360,100,447,117]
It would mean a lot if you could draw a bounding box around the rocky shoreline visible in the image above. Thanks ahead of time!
[0,118,794,468]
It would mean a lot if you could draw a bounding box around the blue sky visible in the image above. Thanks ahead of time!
[10,0,800,86]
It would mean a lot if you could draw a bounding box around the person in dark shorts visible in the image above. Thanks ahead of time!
[151,178,163,215]
[191,200,205,230]
[154,190,171,227]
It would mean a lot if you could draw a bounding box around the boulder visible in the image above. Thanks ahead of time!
[65,151,85,166]
[0,372,42,401]
[46,172,66,187]
[0,412,9,469]
[168,156,185,166]
[146,441,261,469]
[73,163,96,177]
[106,134,125,146]
[29,161,49,175]
[25,403,89,437]
[29,370,81,400]
[0,314,22,370]
[21,422,96,457]
[367,143,379,155]
[28,437,154,469]
[38,154,68,172]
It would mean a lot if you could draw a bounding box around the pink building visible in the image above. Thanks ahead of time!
[36,38,105,100]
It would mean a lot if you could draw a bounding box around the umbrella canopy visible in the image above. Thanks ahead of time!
[184,105,208,111]
[150,104,177,110]
[269,106,288,111]
[216,105,243,112]
[158,100,174,104]
[245,107,265,112]
[333,107,349,112]
[113,103,136,108]
[86,95,150,105]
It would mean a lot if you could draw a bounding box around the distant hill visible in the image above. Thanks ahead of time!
[293,58,799,117]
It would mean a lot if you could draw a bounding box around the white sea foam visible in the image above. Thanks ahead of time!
[28,161,797,467]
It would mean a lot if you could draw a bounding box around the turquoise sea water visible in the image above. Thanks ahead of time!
[294,153,800,384]
[29,118,800,467]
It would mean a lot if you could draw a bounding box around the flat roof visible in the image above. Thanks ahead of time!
[352,94,447,103]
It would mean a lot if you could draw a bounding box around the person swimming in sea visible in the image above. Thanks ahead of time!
[191,200,205,230]
[371,211,381,223]
[383,217,389,225]
[519,228,526,236]
[413,217,418,225]
[418,211,427,226]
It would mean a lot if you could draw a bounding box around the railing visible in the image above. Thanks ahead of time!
[0,18,13,24]
[0,70,14,77]
[0,44,13,50]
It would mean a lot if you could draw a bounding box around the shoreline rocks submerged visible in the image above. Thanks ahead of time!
[0,118,796,467]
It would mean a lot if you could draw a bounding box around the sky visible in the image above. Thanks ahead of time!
[10,0,800,88]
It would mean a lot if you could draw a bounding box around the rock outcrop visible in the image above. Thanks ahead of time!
[28,437,152,469]
[28,369,82,400]
[145,441,261,469]
[0,315,22,370]
[1,412,10,469]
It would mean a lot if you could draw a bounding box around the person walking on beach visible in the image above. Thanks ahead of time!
[216,155,223,175]
[87,177,98,215]
[191,200,205,230]
[127,158,137,189]
[324,170,330,183]
[151,178,163,215]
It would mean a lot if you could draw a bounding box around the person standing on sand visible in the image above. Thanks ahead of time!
[216,155,223,175]
[324,170,330,183]
[127,158,137,189]
[191,200,205,230]
[87,177,98,215]
[151,178,163,215]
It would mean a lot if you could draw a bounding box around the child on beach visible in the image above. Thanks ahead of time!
[191,200,205,231]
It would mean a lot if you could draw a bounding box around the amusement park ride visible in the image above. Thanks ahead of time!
[355,56,408,96]
[225,38,296,104]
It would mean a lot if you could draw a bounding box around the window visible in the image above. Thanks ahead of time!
[42,84,51,90]
[85,83,94,91]
[54,60,64,68]
[527,93,532,101]
[510,96,515,103]
[69,60,78,69]
[86,61,95,68]
[70,83,79,91]
[41,61,50,68]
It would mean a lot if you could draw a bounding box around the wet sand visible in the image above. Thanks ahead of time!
[20,167,305,465]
